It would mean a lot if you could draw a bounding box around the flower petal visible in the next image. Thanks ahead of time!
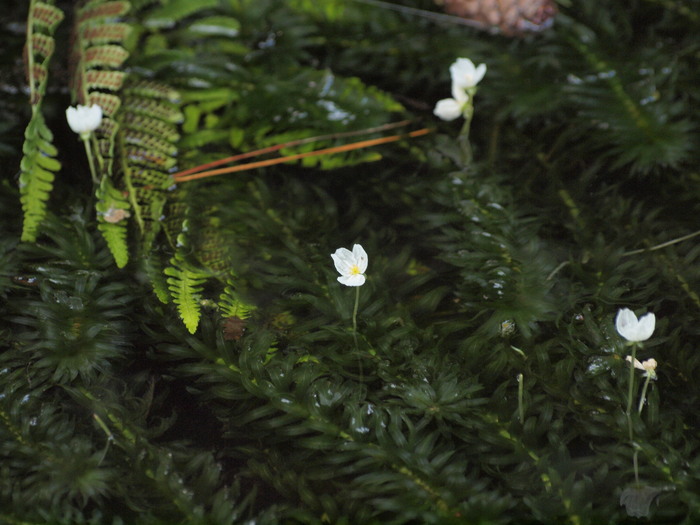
[450,58,487,89]
[331,248,354,274]
[626,355,645,370]
[615,308,638,341]
[635,313,656,341]
[433,98,464,121]
[338,274,365,286]
[66,104,103,135]
[352,244,368,273]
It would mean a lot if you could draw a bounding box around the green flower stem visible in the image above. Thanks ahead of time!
[81,133,99,183]
[517,373,524,424]
[638,374,653,415]
[626,343,640,485]
[626,345,637,441]
[352,285,360,348]
[458,101,474,165]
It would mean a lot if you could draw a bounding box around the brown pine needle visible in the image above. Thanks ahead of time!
[173,120,414,179]
[173,127,432,183]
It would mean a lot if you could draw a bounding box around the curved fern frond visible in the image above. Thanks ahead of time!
[19,0,64,243]
[164,251,208,334]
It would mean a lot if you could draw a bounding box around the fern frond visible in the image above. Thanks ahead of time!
[95,176,131,268]
[218,282,254,320]
[19,113,61,242]
[164,253,209,333]
[116,80,181,246]
[19,0,64,242]
[143,253,171,303]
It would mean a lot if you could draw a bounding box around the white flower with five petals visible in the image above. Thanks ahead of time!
[331,244,368,287]
[615,308,656,342]
[66,104,103,137]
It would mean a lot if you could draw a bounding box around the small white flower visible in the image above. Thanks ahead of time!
[434,57,486,121]
[331,244,368,287]
[626,356,658,379]
[449,58,487,90]
[615,308,655,342]
[66,104,103,136]
[434,90,469,121]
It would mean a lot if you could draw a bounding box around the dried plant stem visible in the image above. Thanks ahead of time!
[174,120,413,179]
[173,128,431,183]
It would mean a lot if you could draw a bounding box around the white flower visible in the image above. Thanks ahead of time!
[331,244,368,287]
[66,104,103,136]
[433,57,486,121]
[615,308,655,342]
[626,356,658,379]
[449,58,487,90]
[434,90,469,121]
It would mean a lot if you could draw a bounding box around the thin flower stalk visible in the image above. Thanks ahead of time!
[615,307,657,486]
[66,104,103,183]
[331,244,368,349]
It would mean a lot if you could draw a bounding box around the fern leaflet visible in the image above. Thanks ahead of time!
[95,176,131,268]
[164,253,208,333]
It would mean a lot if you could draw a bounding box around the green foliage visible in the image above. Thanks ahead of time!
[143,0,219,29]
[163,250,209,334]
[18,0,64,242]
[95,176,131,268]
[218,281,254,320]
[3,0,700,523]
[19,112,61,242]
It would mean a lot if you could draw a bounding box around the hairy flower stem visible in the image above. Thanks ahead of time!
[81,135,99,183]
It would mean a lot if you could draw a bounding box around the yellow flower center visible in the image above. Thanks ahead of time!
[349,265,361,275]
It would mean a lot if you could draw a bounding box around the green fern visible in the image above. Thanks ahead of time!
[19,113,61,242]
[143,253,171,304]
[119,80,181,248]
[68,1,182,264]
[143,0,219,29]
[218,282,254,320]
[95,176,131,268]
[19,1,64,243]
[164,251,208,333]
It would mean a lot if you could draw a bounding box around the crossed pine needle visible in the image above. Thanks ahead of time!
[171,120,432,183]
